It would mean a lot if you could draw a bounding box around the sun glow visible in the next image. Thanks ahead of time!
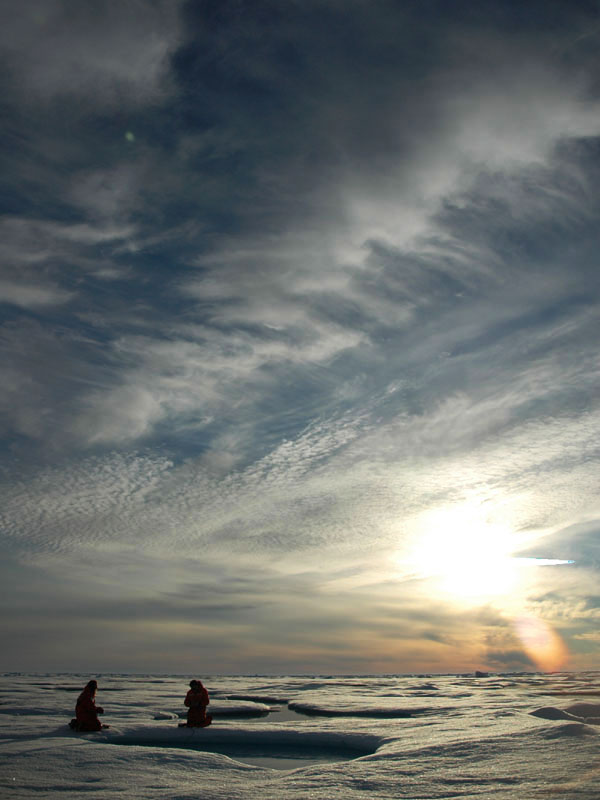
[406,506,522,603]
[514,615,569,672]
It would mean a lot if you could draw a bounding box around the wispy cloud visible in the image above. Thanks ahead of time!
[2,0,600,671]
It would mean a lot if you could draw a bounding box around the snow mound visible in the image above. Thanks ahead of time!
[564,702,600,723]
[405,683,439,691]
[539,723,598,739]
[530,703,600,725]
[529,706,582,721]
[206,701,271,717]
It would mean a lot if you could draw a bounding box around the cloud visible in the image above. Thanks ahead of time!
[3,1,600,458]
[572,631,600,642]
[485,649,535,670]
[2,0,600,671]
[0,280,73,309]
[0,215,137,321]
[1,0,183,107]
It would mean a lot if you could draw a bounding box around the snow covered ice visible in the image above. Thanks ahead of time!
[1,672,600,799]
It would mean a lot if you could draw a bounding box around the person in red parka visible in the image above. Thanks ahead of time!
[69,679,106,731]
[184,679,212,727]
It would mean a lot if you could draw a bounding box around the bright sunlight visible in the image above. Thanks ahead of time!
[405,505,522,603]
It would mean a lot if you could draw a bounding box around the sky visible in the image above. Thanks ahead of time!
[1,0,600,676]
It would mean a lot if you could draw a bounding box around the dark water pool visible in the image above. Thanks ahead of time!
[107,736,374,770]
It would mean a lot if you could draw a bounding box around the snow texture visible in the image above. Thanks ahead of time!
[1,673,599,798]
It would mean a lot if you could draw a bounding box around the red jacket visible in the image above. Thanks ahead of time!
[184,684,210,726]
[76,688,103,731]
[184,685,209,709]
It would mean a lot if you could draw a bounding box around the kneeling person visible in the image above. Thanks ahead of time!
[184,679,212,727]
[69,679,108,731]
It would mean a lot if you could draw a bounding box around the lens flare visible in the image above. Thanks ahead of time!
[514,615,569,672]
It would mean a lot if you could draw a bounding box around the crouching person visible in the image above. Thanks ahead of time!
[184,679,212,727]
[69,679,108,731]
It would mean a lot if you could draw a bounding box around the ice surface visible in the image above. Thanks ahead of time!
[538,722,598,738]
[1,672,600,798]
[288,701,417,717]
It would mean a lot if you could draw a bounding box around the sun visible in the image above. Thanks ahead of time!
[404,505,521,603]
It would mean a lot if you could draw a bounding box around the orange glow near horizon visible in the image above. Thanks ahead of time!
[399,503,573,674]
[514,615,570,672]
